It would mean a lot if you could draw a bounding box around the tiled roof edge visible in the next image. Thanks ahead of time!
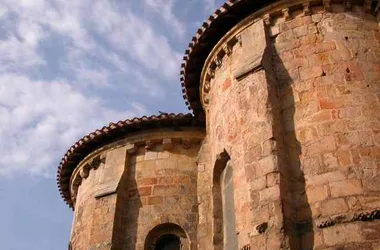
[57,113,204,208]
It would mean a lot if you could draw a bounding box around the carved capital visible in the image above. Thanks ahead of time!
[70,174,82,204]
[207,68,215,79]
[72,175,82,186]
[303,2,311,15]
[91,154,105,170]
[79,165,90,179]
[263,14,271,26]
[236,34,242,46]
[222,44,232,56]
[203,81,211,93]
[282,8,291,21]
[214,57,222,68]
[70,152,107,207]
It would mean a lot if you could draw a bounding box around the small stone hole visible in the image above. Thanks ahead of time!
[256,222,268,234]
[346,68,350,73]
[345,36,349,41]
[322,71,326,76]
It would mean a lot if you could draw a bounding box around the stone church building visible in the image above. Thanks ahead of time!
[57,0,380,249]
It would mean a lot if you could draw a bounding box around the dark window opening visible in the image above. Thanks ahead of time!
[155,234,181,250]
[145,223,188,250]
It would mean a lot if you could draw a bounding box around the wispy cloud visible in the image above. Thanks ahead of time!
[0,0,183,177]
[2,0,182,79]
[0,35,45,72]
[0,74,145,177]
[90,1,182,79]
[143,0,186,39]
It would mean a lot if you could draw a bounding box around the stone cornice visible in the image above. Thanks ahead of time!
[317,209,380,229]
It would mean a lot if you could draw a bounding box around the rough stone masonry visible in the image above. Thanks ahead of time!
[57,0,380,249]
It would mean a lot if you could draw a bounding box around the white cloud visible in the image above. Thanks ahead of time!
[0,35,45,72]
[0,74,145,177]
[17,18,45,48]
[143,0,186,39]
[104,53,131,73]
[1,0,181,78]
[90,1,181,79]
[0,0,184,177]
[0,4,8,19]
[75,68,109,87]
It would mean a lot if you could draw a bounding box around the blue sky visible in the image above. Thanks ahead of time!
[0,0,225,249]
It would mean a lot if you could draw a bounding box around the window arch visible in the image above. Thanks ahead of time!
[144,223,189,250]
[212,150,238,249]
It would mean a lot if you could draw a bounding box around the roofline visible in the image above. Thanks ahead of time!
[57,113,204,208]
[181,0,276,114]
[181,0,350,113]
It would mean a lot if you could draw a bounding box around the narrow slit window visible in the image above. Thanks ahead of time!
[220,160,238,250]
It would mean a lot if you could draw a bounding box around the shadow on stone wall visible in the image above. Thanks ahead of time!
[112,160,141,250]
[271,44,314,249]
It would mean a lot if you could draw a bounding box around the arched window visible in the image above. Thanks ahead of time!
[221,160,238,249]
[213,150,238,250]
[145,223,189,250]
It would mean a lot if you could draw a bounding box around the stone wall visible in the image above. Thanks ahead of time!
[273,4,380,250]
[199,18,289,250]
[65,1,380,250]
[69,129,204,250]
[199,1,380,249]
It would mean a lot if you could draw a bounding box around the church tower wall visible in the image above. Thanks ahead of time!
[56,1,380,249]
[197,1,380,249]
[66,128,204,250]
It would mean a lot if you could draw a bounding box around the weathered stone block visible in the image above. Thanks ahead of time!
[147,196,163,205]
[137,177,157,186]
[153,185,179,196]
[306,170,346,186]
[320,198,348,216]
[250,176,266,191]
[300,66,324,80]
[259,186,280,203]
[330,179,363,197]
[257,155,278,177]
[307,185,329,203]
